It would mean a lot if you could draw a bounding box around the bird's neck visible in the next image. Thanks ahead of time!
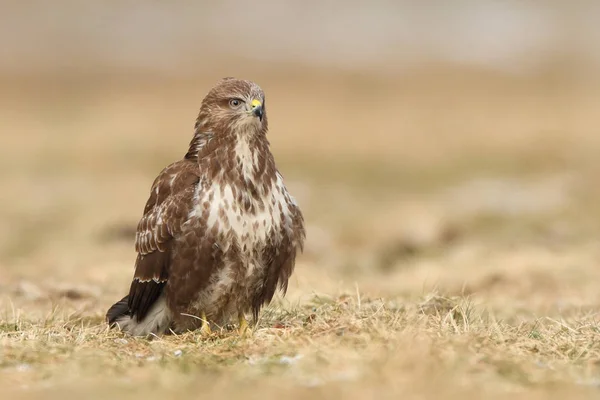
[184,131,212,160]
[189,130,276,189]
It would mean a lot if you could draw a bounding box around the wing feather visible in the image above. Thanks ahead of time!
[126,160,200,322]
[252,188,306,320]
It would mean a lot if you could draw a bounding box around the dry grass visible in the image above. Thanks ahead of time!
[1,65,600,399]
[2,293,600,399]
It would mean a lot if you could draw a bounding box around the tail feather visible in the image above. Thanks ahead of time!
[106,295,130,326]
[106,294,172,336]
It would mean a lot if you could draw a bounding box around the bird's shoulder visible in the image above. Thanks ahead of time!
[135,159,201,255]
[143,159,201,214]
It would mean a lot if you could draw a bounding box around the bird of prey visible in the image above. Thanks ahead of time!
[106,78,305,336]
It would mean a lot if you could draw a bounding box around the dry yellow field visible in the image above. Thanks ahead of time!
[1,65,600,399]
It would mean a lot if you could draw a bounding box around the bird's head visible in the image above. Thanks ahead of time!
[195,77,267,137]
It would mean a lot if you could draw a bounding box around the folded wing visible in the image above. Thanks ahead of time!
[126,160,200,322]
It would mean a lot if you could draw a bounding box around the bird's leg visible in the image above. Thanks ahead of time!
[238,313,249,336]
[200,311,211,335]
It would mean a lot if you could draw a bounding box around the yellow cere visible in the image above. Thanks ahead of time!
[251,99,262,108]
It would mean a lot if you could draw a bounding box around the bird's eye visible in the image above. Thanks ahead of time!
[229,99,242,108]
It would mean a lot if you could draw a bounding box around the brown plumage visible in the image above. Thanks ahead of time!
[106,78,306,336]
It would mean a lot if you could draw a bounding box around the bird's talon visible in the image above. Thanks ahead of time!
[200,311,211,335]
[238,314,249,336]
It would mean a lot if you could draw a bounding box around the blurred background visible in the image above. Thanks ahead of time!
[1,1,600,314]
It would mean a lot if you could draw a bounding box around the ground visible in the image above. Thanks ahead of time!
[1,65,600,399]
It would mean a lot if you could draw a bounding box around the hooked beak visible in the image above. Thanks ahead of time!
[250,99,263,121]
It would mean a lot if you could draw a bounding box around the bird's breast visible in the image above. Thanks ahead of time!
[192,176,293,258]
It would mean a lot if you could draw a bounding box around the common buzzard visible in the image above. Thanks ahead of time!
[106,78,306,336]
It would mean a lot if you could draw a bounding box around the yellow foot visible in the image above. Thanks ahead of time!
[238,314,249,336]
[200,312,211,335]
